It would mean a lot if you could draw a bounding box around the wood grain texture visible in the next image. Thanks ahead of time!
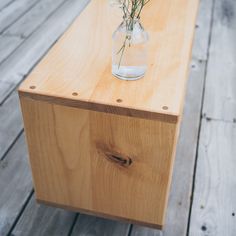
[189,120,236,236]
[19,0,199,120]
[131,59,207,236]
[131,0,214,234]
[203,0,236,122]
[158,59,207,235]
[3,0,65,38]
[189,0,236,235]
[0,0,89,104]
[71,214,130,236]
[0,92,23,160]
[0,134,32,236]
[11,195,76,236]
[0,35,23,64]
[19,95,179,229]
[0,0,38,33]
[0,0,13,10]
[0,81,14,105]
[1,0,230,235]
[131,226,159,236]
[192,0,214,60]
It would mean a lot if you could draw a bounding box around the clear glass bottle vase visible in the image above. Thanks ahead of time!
[112,17,149,81]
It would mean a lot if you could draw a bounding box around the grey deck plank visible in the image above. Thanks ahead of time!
[0,81,15,105]
[0,0,14,11]
[0,132,76,236]
[131,0,214,235]
[0,92,23,160]
[0,0,90,104]
[71,214,131,236]
[11,195,76,236]
[192,0,214,61]
[130,227,158,236]
[189,0,236,235]
[131,59,207,236]
[0,0,38,33]
[3,0,66,38]
[0,35,23,64]
[1,0,229,235]
[203,0,236,122]
[189,120,236,236]
[0,134,32,236]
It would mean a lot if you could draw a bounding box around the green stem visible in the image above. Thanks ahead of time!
[116,0,151,69]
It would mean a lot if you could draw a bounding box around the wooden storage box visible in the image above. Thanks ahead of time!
[18,0,199,229]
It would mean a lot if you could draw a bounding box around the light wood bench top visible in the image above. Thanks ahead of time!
[19,0,199,122]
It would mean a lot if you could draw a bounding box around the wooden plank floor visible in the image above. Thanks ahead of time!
[0,0,235,235]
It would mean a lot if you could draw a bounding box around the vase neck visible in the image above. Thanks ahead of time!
[121,17,142,32]
[123,16,140,23]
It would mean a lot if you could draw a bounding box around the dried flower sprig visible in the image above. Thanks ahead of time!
[111,0,151,67]
[122,1,150,19]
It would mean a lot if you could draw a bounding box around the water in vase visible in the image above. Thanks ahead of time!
[112,19,149,81]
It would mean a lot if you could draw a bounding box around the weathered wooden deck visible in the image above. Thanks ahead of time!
[0,0,235,235]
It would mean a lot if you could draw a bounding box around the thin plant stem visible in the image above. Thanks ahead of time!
[116,0,150,69]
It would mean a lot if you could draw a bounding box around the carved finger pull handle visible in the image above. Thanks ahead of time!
[105,153,132,167]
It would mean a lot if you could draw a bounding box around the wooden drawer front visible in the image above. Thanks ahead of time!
[20,95,178,229]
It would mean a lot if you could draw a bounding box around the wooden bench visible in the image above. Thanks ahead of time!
[18,0,199,229]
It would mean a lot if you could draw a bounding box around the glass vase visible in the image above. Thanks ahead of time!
[112,17,149,81]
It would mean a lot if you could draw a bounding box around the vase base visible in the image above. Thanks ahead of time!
[112,65,146,81]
